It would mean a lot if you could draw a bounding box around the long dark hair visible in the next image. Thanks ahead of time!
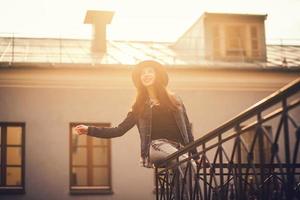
[131,61,180,116]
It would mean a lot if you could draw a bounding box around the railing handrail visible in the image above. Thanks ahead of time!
[155,77,300,167]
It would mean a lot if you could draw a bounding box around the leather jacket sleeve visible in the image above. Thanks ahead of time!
[87,110,137,138]
[180,98,200,160]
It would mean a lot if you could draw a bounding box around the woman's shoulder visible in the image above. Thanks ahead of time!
[168,92,184,108]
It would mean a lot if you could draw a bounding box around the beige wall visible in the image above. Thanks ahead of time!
[0,67,299,199]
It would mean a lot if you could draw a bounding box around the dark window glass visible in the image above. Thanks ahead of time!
[0,123,25,194]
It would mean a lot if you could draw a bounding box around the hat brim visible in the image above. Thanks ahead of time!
[132,60,168,88]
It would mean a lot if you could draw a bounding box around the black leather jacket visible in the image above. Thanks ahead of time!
[87,95,198,167]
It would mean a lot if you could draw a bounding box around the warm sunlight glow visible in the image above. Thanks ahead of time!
[0,0,299,43]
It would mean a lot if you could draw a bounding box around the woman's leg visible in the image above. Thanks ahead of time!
[149,139,196,170]
[149,139,179,164]
[150,139,196,200]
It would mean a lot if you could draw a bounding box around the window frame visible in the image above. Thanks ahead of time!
[0,122,26,194]
[212,25,221,59]
[224,25,247,57]
[250,25,260,58]
[69,122,113,195]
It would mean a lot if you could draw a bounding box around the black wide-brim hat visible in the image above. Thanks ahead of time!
[132,60,169,88]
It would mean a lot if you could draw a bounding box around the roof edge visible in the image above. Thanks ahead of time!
[1,62,300,73]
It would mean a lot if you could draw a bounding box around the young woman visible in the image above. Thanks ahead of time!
[75,60,198,168]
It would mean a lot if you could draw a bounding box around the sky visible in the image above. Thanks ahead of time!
[0,0,300,44]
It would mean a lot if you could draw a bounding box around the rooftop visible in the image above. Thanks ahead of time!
[0,37,299,71]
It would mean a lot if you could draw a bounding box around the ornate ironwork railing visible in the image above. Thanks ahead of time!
[154,78,300,200]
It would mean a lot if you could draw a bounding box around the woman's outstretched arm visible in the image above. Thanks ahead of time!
[75,110,137,138]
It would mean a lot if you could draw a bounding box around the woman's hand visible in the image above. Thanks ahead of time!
[74,125,88,135]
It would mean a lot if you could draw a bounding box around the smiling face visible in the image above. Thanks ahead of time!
[140,67,156,87]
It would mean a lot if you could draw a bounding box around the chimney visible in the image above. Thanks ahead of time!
[84,10,114,53]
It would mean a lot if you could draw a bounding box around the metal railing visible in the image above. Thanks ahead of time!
[154,78,300,200]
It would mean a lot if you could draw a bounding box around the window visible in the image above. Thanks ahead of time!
[212,25,221,59]
[0,122,25,194]
[69,122,112,194]
[250,26,260,57]
[225,25,246,57]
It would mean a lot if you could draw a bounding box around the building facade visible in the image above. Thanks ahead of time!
[0,12,299,200]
